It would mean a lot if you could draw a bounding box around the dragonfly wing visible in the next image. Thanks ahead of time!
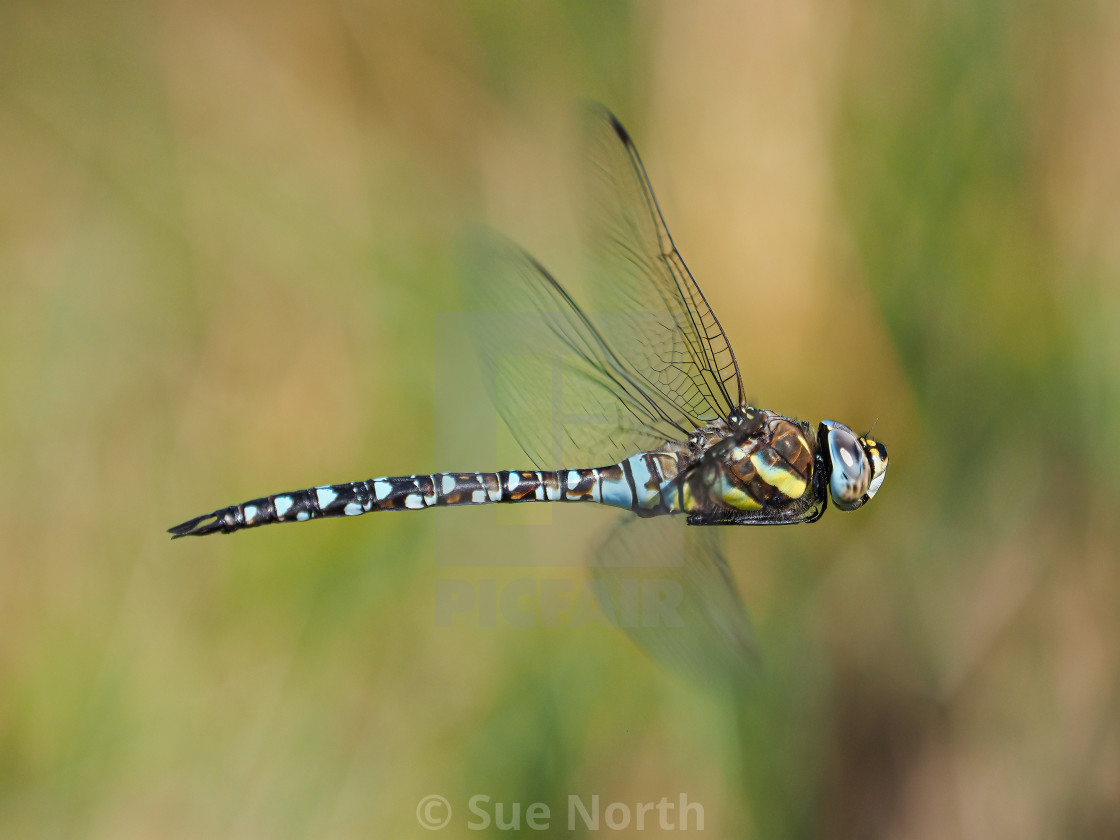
[462,109,747,470]
[462,234,696,469]
[590,514,759,690]
[581,106,745,425]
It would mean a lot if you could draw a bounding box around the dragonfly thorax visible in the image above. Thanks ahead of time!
[724,415,814,503]
[676,410,821,523]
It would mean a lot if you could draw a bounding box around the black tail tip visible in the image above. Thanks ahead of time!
[168,512,225,538]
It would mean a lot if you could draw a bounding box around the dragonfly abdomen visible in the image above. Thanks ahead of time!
[168,452,687,537]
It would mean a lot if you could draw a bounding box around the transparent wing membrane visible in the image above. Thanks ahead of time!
[591,515,759,690]
[462,107,745,469]
[463,237,701,469]
[581,107,744,423]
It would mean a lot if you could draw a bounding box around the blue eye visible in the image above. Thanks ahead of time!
[821,420,870,511]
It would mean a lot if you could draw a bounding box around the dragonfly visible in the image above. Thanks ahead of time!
[170,108,888,685]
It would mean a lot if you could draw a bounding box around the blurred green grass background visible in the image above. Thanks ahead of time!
[2,1,1118,837]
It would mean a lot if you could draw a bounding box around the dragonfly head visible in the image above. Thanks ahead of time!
[819,420,889,511]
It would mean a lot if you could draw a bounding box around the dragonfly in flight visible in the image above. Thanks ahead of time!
[171,108,888,683]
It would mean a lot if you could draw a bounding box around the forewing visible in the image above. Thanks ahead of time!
[463,234,698,469]
[581,107,745,425]
[590,515,759,691]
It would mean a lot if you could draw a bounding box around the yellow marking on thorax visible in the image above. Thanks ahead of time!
[680,481,700,513]
[750,452,808,499]
[717,474,762,511]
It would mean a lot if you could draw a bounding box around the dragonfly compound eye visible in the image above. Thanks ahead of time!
[821,420,871,511]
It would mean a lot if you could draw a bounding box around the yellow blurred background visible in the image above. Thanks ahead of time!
[2,1,1118,837]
